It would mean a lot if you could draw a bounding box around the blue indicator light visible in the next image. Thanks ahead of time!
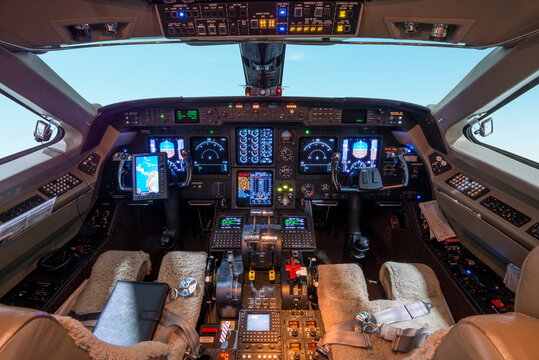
[466,270,471,275]
[178,11,186,18]
[278,25,287,33]
[416,195,422,200]
[279,8,287,16]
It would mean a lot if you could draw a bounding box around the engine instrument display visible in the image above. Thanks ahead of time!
[298,137,337,174]
[236,128,273,165]
[341,137,379,173]
[237,171,273,207]
[190,137,229,174]
[148,137,186,174]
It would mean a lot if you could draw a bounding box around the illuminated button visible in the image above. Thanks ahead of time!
[303,26,309,32]
[278,25,287,33]
[260,19,267,29]
[310,26,316,32]
[250,19,259,29]
[290,26,296,32]
[339,10,346,18]
[337,25,344,32]
[268,19,275,28]
[279,8,287,17]
[317,26,323,32]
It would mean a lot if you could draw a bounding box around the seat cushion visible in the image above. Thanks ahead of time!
[433,313,539,360]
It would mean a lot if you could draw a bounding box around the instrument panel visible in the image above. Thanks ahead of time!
[106,98,431,206]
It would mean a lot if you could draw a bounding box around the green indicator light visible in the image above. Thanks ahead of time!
[228,104,233,108]
[160,114,165,119]
[280,115,284,119]
[283,185,288,189]
[210,130,214,134]
[305,130,310,135]
[289,188,294,191]
[277,188,283,192]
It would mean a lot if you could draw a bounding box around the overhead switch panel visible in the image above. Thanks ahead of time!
[156,1,361,38]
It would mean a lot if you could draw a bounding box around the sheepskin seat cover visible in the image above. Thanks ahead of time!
[318,262,454,360]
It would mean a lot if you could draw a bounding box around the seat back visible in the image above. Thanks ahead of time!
[434,246,539,360]
[0,304,90,360]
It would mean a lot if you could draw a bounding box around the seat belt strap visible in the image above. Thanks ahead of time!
[373,301,432,325]
[154,309,202,359]
[320,320,372,349]
[378,324,433,352]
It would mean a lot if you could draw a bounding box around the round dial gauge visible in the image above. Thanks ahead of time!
[278,165,293,179]
[279,146,294,162]
[301,183,315,197]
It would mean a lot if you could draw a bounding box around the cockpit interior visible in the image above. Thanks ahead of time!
[0,1,538,359]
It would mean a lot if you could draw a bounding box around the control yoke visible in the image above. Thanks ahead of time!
[331,147,409,193]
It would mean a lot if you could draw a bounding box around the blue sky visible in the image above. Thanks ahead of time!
[0,43,536,162]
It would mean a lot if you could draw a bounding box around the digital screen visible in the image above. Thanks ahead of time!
[148,137,186,174]
[236,128,273,165]
[341,137,379,173]
[290,343,302,351]
[342,109,367,124]
[175,109,199,123]
[309,343,317,352]
[298,137,337,174]
[190,137,229,174]
[237,171,273,207]
[246,314,271,332]
[283,217,306,230]
[134,155,160,195]
[288,321,299,328]
[305,320,316,328]
[217,353,230,360]
[220,217,242,230]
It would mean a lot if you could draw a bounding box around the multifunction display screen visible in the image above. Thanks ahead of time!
[246,314,271,332]
[342,109,367,124]
[148,137,186,174]
[237,171,273,207]
[190,137,229,174]
[236,128,273,165]
[219,217,243,230]
[283,217,306,230]
[175,109,199,123]
[298,137,337,174]
[132,153,168,200]
[341,137,379,173]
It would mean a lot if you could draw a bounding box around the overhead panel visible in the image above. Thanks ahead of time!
[155,1,362,38]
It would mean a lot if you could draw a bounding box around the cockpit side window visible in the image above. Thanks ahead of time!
[0,92,63,164]
[467,82,538,168]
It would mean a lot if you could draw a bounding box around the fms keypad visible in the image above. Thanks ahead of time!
[446,173,489,200]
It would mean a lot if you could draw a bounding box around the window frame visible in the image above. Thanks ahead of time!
[0,90,65,165]
[464,77,539,169]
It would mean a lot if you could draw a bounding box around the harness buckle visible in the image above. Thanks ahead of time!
[354,311,379,334]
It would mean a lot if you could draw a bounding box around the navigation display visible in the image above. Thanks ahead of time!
[237,171,273,207]
[190,137,229,174]
[236,128,273,165]
[341,137,379,173]
[132,153,168,200]
[298,137,337,174]
[246,314,271,332]
[283,217,306,230]
[219,217,243,230]
[148,137,186,174]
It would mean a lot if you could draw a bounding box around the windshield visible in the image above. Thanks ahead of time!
[39,43,489,107]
